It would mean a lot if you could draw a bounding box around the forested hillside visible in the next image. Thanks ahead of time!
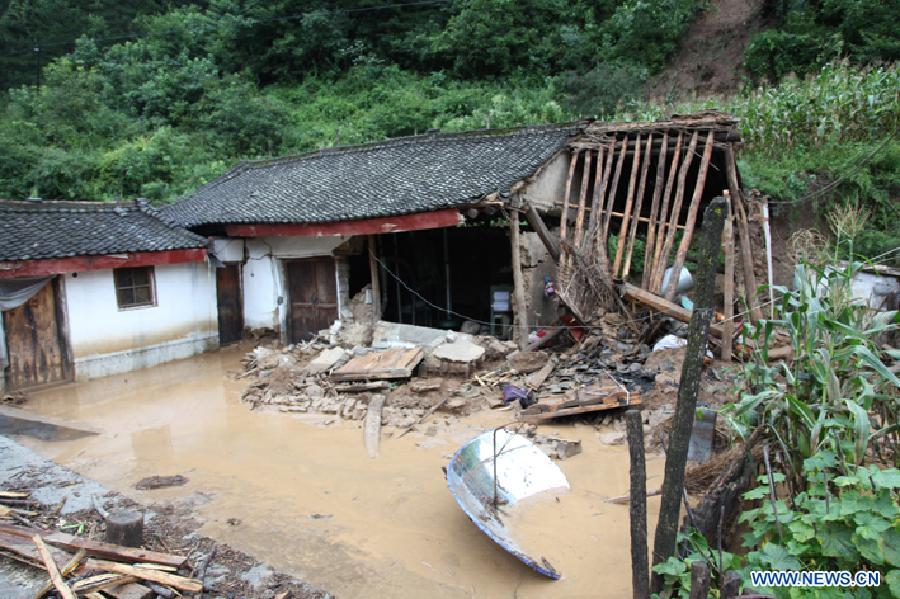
[0,0,897,259]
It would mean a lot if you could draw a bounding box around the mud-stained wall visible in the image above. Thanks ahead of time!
[242,236,349,336]
[65,262,218,379]
[522,152,567,213]
[520,231,560,328]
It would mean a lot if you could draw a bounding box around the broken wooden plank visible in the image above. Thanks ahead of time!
[0,524,187,568]
[364,395,385,457]
[573,150,592,251]
[664,129,715,300]
[721,195,735,362]
[613,133,642,276]
[0,530,71,570]
[620,283,723,338]
[521,394,642,424]
[623,133,653,279]
[651,131,698,293]
[82,559,202,592]
[559,149,580,269]
[649,131,683,291]
[525,359,555,390]
[725,145,762,323]
[523,201,559,261]
[331,347,424,381]
[602,136,628,239]
[34,549,84,599]
[334,381,390,393]
[642,131,668,289]
[70,574,138,594]
[0,491,29,499]
[32,536,76,599]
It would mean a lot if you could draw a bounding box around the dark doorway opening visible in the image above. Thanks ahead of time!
[216,263,243,345]
[285,257,338,342]
[347,226,513,330]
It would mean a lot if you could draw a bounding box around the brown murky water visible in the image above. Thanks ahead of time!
[17,348,663,598]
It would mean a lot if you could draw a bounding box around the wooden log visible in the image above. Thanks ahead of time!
[559,149,580,269]
[649,131,684,292]
[642,131,668,289]
[104,509,143,548]
[82,559,203,592]
[368,235,382,319]
[603,137,628,239]
[725,145,762,323]
[523,201,560,261]
[32,535,75,599]
[626,409,650,599]
[573,150,592,250]
[689,561,711,599]
[364,394,385,458]
[664,130,715,300]
[613,134,642,276]
[620,283,723,338]
[510,200,530,350]
[721,195,735,361]
[623,134,653,279]
[0,524,187,568]
[650,198,727,594]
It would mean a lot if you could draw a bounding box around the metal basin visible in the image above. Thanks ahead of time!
[446,429,570,579]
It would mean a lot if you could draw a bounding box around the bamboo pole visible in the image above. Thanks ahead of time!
[559,149,579,270]
[623,133,653,279]
[573,150,592,249]
[613,134,642,276]
[648,131,683,291]
[664,129,715,300]
[725,145,763,323]
[650,131,697,293]
[641,131,667,289]
[602,137,628,239]
[721,194,735,361]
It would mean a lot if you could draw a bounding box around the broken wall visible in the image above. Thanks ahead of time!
[520,231,560,328]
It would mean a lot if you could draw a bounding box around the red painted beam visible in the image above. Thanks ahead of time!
[225,209,463,238]
[0,248,207,279]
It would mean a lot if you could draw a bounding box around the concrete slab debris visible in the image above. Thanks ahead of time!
[432,341,485,363]
[306,348,350,374]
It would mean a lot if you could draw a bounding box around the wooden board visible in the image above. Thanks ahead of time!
[0,530,71,569]
[521,392,642,424]
[331,348,424,381]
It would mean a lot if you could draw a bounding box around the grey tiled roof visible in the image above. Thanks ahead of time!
[0,200,207,261]
[162,125,581,228]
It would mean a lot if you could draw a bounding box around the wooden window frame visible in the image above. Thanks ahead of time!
[113,266,157,310]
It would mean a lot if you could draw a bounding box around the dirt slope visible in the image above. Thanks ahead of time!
[646,0,768,99]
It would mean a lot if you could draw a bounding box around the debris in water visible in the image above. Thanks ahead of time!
[446,429,569,580]
[134,475,188,491]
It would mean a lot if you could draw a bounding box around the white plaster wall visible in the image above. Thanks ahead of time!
[522,152,568,212]
[210,238,244,262]
[64,261,218,380]
[241,236,348,332]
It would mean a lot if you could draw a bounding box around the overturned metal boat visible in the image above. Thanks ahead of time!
[446,429,570,579]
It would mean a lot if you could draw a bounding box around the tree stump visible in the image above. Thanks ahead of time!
[105,509,143,548]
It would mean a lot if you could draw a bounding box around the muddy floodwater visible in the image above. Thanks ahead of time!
[15,347,663,598]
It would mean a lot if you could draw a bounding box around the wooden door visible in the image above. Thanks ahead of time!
[3,279,70,389]
[216,263,243,345]
[286,257,338,343]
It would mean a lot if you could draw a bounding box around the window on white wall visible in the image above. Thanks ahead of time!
[114,266,156,309]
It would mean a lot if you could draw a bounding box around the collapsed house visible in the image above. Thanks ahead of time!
[0,200,215,389]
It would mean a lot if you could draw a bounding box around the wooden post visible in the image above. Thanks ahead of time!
[623,134,653,279]
[721,194,735,361]
[510,201,530,350]
[725,145,762,323]
[573,150,592,250]
[603,136,628,239]
[722,571,742,598]
[104,509,143,548]
[368,235,382,319]
[664,130,714,300]
[591,141,616,249]
[584,145,605,248]
[613,134,642,276]
[689,561,711,599]
[650,197,727,594]
[523,201,560,261]
[560,150,579,270]
[642,131,668,289]
[650,131,693,293]
[626,409,650,599]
